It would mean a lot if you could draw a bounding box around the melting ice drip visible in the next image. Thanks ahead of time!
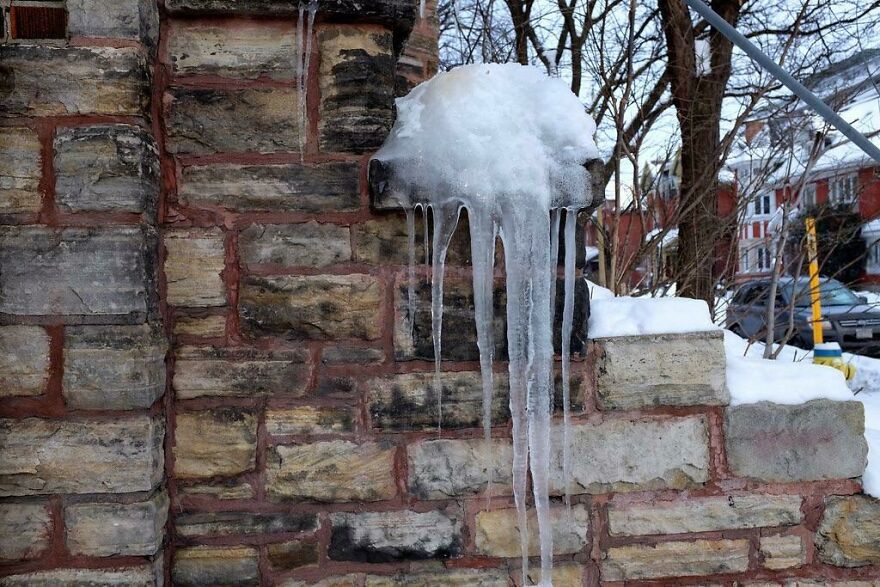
[294,1,318,159]
[370,64,599,586]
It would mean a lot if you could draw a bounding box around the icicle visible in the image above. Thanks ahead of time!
[430,203,461,435]
[561,208,578,510]
[419,0,426,19]
[422,205,430,269]
[406,206,417,345]
[295,4,306,159]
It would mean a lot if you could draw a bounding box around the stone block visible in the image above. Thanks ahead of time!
[0,416,163,496]
[322,345,385,365]
[364,569,509,586]
[164,228,226,307]
[240,274,382,340]
[283,577,359,587]
[178,162,360,213]
[54,124,159,215]
[174,409,257,478]
[0,127,42,214]
[527,565,584,587]
[176,511,317,538]
[168,20,296,79]
[1,564,161,587]
[474,505,589,557]
[329,509,461,562]
[172,545,259,587]
[760,534,806,570]
[240,222,351,269]
[266,441,396,502]
[725,400,867,482]
[0,500,51,560]
[178,481,254,500]
[63,323,167,410]
[265,406,356,436]
[0,226,155,319]
[351,213,473,267]
[174,315,227,338]
[407,438,513,499]
[607,494,803,536]
[0,46,149,118]
[267,539,319,571]
[594,331,728,410]
[601,538,750,580]
[165,86,300,155]
[319,26,395,152]
[67,0,159,47]
[0,326,50,398]
[816,495,880,567]
[64,491,168,556]
[173,346,309,399]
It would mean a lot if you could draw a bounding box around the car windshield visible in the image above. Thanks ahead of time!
[784,280,861,307]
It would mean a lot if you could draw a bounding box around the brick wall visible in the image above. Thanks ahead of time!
[2,1,880,586]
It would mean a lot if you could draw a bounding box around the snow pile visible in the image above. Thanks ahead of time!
[589,296,717,338]
[860,392,880,496]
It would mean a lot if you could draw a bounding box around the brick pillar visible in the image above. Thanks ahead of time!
[0,1,167,585]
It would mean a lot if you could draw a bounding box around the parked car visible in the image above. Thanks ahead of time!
[726,276,880,354]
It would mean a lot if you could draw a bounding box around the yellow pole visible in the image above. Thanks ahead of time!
[805,217,823,346]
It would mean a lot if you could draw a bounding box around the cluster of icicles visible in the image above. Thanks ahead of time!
[402,200,582,587]
[294,0,318,158]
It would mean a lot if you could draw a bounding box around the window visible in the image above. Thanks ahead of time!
[739,249,750,273]
[829,174,858,205]
[1,0,66,41]
[756,246,772,271]
[869,241,880,273]
[800,182,816,208]
[753,192,773,216]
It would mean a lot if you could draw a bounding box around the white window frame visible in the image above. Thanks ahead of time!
[868,240,880,274]
[756,246,772,271]
[800,182,817,208]
[829,173,858,205]
[752,192,774,217]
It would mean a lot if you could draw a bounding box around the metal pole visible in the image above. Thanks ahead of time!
[683,0,880,164]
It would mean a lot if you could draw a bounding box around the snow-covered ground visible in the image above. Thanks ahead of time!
[588,281,880,497]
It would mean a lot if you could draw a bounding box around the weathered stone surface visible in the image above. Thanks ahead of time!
[63,323,167,410]
[329,510,461,562]
[54,124,159,214]
[407,438,513,499]
[240,274,382,340]
[726,400,867,482]
[817,495,880,567]
[0,325,50,398]
[166,0,416,25]
[601,539,751,580]
[369,371,508,431]
[166,87,300,155]
[0,226,155,318]
[67,0,159,47]
[283,577,360,587]
[0,416,163,496]
[322,345,385,365]
[1,564,161,587]
[174,314,227,338]
[240,222,351,269]
[760,534,806,570]
[168,20,296,79]
[315,375,358,397]
[172,545,259,587]
[179,162,360,213]
[352,213,473,267]
[319,26,395,152]
[474,505,589,557]
[265,406,356,436]
[0,501,51,560]
[65,491,168,556]
[0,127,42,214]
[174,409,257,478]
[527,565,584,587]
[178,480,254,500]
[364,569,509,587]
[174,346,309,399]
[176,511,317,538]
[607,494,804,536]
[594,331,728,410]
[0,46,149,117]
[551,416,710,494]
[267,539,319,571]
[164,228,226,307]
[267,441,396,502]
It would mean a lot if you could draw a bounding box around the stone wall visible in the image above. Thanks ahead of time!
[1,1,879,585]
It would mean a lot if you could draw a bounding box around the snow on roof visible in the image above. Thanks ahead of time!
[584,245,599,262]
[863,218,880,237]
[644,227,679,247]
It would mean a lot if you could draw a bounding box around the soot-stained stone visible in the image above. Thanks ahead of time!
[328,509,462,562]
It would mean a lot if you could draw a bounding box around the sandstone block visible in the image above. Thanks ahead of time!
[240,222,351,269]
[174,315,227,338]
[0,416,163,496]
[64,491,168,556]
[173,346,309,399]
[265,406,356,436]
[63,323,167,410]
[594,331,728,410]
[474,505,589,557]
[816,495,880,567]
[178,481,254,500]
[178,162,359,213]
[351,213,473,267]
[174,409,257,478]
[0,325,50,398]
[601,538,750,580]
[0,501,51,560]
[0,127,42,214]
[267,539,319,571]
[172,545,259,587]
[760,534,806,570]
[1,564,161,587]
[0,46,149,117]
[176,511,317,538]
[240,274,382,340]
[527,565,584,587]
[54,124,159,215]
[725,400,867,482]
[322,345,385,365]
[282,577,359,587]
[67,0,159,47]
[0,226,155,319]
[364,569,509,586]
[164,228,226,307]
[407,438,513,499]
[329,510,461,562]
[267,441,396,502]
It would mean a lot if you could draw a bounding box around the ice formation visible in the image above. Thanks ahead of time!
[371,64,599,586]
[295,1,318,158]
